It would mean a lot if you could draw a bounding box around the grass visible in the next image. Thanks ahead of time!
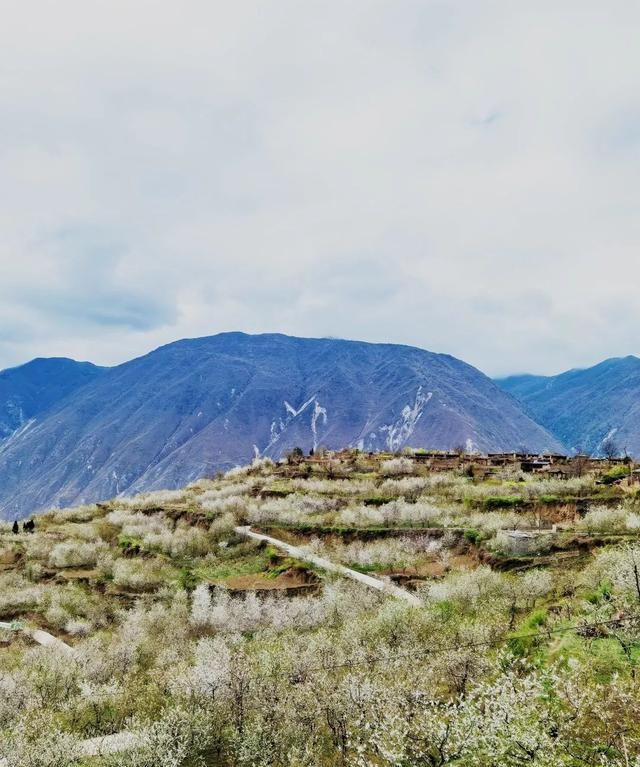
[195,548,275,582]
[192,545,308,582]
[508,608,549,655]
[349,562,388,573]
[265,556,304,579]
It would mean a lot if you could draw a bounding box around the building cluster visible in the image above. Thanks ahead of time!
[303,447,634,480]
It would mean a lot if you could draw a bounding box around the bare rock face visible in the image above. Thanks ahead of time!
[0,333,562,518]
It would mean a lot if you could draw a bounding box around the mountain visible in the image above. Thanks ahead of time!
[497,355,640,456]
[0,357,105,440]
[0,333,563,518]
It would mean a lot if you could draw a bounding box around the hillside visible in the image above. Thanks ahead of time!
[0,333,562,519]
[1,454,640,764]
[498,355,640,455]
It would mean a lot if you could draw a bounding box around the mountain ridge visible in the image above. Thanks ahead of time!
[0,332,562,518]
[0,357,105,440]
[497,355,640,456]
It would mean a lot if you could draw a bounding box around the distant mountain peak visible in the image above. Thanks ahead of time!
[498,355,640,456]
[0,357,104,442]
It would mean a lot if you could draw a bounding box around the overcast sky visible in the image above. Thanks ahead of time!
[1,1,638,377]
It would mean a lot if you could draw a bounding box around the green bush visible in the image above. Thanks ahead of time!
[585,579,613,604]
[600,465,629,485]
[178,566,199,591]
[525,608,548,628]
[463,528,482,545]
[482,495,524,510]
[363,496,394,507]
[118,535,143,554]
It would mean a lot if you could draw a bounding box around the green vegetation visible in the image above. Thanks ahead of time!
[2,454,640,765]
[480,494,524,509]
[600,464,631,484]
[463,527,482,544]
[194,545,276,582]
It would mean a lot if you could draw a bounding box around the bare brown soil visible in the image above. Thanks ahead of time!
[0,549,19,565]
[221,568,320,595]
[379,552,478,580]
[55,568,101,582]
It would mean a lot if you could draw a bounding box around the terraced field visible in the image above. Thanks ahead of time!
[2,452,640,765]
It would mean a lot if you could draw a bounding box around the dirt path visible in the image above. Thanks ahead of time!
[29,628,73,652]
[0,621,72,652]
[0,731,142,766]
[80,731,142,757]
[0,530,420,766]
[234,525,423,606]
[0,627,142,764]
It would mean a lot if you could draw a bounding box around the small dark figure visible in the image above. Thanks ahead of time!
[22,519,35,533]
[12,520,19,534]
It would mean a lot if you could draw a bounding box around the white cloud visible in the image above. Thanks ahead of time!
[0,1,639,375]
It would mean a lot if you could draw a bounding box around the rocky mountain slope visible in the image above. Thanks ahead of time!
[498,355,640,456]
[0,333,562,518]
[0,357,104,440]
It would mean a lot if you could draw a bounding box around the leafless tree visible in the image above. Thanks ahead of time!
[601,436,619,461]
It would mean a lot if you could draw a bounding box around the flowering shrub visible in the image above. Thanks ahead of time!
[578,505,636,533]
[380,457,415,476]
[0,577,45,615]
[2,457,640,765]
[116,489,188,509]
[338,499,444,527]
[48,541,105,568]
[289,478,377,496]
[112,558,169,591]
[190,582,381,634]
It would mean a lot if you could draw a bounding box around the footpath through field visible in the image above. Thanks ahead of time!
[0,624,139,766]
[0,621,72,652]
[234,525,423,606]
[0,731,142,766]
[0,528,421,765]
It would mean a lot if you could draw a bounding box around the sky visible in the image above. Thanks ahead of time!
[1,1,639,377]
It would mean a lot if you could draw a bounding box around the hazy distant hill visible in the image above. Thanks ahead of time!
[0,357,104,440]
[498,355,640,456]
[0,333,562,518]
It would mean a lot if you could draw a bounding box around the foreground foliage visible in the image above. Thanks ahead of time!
[1,454,640,765]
